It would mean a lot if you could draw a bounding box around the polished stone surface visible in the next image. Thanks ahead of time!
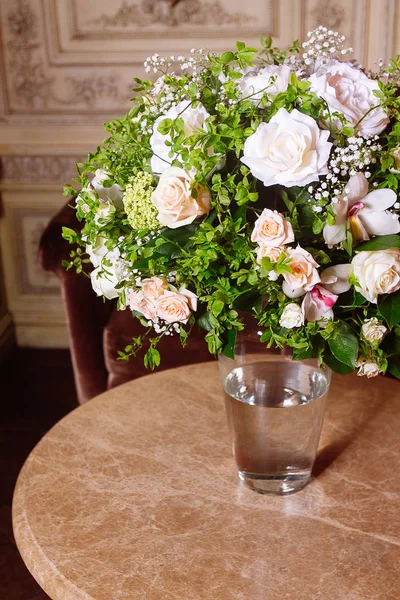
[13,363,400,599]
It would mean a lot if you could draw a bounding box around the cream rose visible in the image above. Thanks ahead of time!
[309,62,389,136]
[279,303,304,329]
[256,245,285,264]
[152,167,211,229]
[351,249,400,303]
[141,276,168,301]
[283,246,320,298]
[251,209,294,247]
[356,358,382,378]
[155,289,197,324]
[150,100,210,174]
[241,108,332,188]
[361,317,387,344]
[238,65,291,102]
[127,290,158,322]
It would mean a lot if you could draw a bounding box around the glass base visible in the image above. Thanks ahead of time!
[238,470,311,495]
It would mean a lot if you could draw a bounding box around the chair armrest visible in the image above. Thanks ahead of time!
[39,201,112,403]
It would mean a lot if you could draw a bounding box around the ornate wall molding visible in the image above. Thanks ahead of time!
[79,0,261,38]
[11,208,60,296]
[0,155,85,182]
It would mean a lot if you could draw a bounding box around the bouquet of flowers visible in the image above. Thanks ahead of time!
[63,26,400,379]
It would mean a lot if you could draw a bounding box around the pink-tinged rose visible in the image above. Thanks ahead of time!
[323,173,400,246]
[282,246,320,298]
[320,263,352,294]
[155,289,197,324]
[141,276,168,301]
[256,245,285,264]
[241,108,332,188]
[351,249,400,303]
[126,290,158,321]
[309,62,389,136]
[152,167,211,229]
[252,209,294,247]
[301,285,338,323]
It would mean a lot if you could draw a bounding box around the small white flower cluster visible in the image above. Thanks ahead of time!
[329,135,380,181]
[177,48,208,74]
[144,54,173,75]
[301,26,353,65]
[166,270,177,283]
[307,179,337,213]
[135,231,158,254]
[147,316,178,336]
[144,48,208,78]
[307,134,382,212]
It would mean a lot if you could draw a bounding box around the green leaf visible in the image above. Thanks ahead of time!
[328,322,358,368]
[156,242,183,259]
[198,311,218,331]
[356,235,400,251]
[62,227,77,243]
[220,51,235,64]
[236,41,246,51]
[221,328,237,359]
[324,352,355,375]
[157,118,172,135]
[144,347,160,370]
[211,299,224,316]
[378,290,400,327]
[388,356,400,379]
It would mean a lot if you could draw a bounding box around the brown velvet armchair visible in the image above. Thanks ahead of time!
[39,203,212,404]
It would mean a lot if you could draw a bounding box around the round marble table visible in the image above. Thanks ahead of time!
[13,363,400,600]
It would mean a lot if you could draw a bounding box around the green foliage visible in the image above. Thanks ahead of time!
[62,33,400,377]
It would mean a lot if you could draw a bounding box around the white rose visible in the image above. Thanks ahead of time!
[155,289,197,324]
[241,108,332,188]
[256,245,285,264]
[356,358,382,378]
[152,167,210,228]
[351,249,400,303]
[86,236,120,268]
[309,61,389,136]
[237,65,291,102]
[91,169,124,206]
[283,246,321,298]
[90,266,119,300]
[76,186,95,214]
[150,100,210,174]
[361,318,387,343]
[94,201,116,225]
[279,303,304,328]
[251,209,294,247]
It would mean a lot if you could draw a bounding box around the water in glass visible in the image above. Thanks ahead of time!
[223,359,330,494]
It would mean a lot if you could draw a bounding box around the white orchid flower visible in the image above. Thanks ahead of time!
[301,264,352,323]
[323,173,400,246]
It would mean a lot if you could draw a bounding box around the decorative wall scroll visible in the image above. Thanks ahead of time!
[87,0,257,31]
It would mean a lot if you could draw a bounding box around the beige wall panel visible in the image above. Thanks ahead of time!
[1,0,400,348]
[0,185,68,346]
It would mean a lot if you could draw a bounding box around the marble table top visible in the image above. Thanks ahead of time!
[13,362,400,600]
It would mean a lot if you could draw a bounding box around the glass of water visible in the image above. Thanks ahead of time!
[218,330,331,495]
